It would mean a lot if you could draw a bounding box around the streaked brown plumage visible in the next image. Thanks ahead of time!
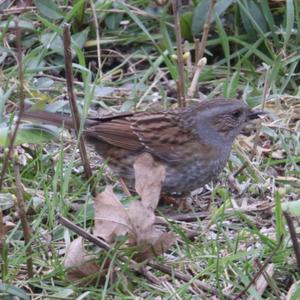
[23,99,261,193]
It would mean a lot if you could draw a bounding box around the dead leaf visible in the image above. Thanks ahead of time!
[127,201,156,243]
[64,237,100,282]
[126,201,176,261]
[134,153,166,210]
[93,184,176,262]
[94,186,130,243]
[133,231,177,262]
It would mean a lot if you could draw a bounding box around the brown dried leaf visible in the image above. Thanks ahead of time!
[134,153,166,210]
[94,186,130,243]
[127,201,176,261]
[93,185,176,262]
[64,237,100,282]
[133,231,177,262]
[127,201,156,244]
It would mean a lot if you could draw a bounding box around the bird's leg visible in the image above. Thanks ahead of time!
[160,193,193,212]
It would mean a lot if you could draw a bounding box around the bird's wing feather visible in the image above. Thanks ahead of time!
[85,111,213,163]
[84,118,143,151]
[131,112,208,162]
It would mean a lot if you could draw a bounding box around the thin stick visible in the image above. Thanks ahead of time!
[233,235,283,300]
[0,20,25,189]
[63,24,94,191]
[196,0,216,61]
[58,215,232,298]
[172,0,185,107]
[284,212,300,272]
[14,163,33,278]
[187,57,207,99]
[0,20,25,252]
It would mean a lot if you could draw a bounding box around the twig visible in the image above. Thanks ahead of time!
[172,0,185,107]
[0,20,25,254]
[90,0,102,77]
[57,215,157,283]
[13,162,33,279]
[187,57,207,99]
[196,0,216,61]
[192,0,215,98]
[233,235,283,300]
[247,261,274,300]
[0,20,25,189]
[57,215,230,298]
[63,23,94,193]
[284,212,300,272]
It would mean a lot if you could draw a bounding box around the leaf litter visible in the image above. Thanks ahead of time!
[64,153,176,281]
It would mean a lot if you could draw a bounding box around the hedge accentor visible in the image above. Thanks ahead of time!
[23,99,261,194]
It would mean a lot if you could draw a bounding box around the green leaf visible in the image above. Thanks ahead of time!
[105,13,124,30]
[180,11,193,41]
[0,19,35,31]
[225,69,240,98]
[0,124,60,146]
[0,193,15,211]
[40,33,64,56]
[274,191,285,242]
[282,200,300,217]
[0,283,30,300]
[160,13,174,54]
[259,0,279,45]
[35,0,64,20]
[284,0,295,48]
[192,0,234,37]
[0,84,17,123]
[238,0,268,41]
[72,27,90,49]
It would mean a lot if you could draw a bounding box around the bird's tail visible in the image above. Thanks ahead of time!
[22,110,96,129]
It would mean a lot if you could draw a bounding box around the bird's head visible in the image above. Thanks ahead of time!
[194,99,263,143]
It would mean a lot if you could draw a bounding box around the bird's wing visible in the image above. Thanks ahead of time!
[130,111,209,162]
[84,118,143,151]
[85,111,213,163]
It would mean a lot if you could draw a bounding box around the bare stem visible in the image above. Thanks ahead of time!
[0,20,25,262]
[187,57,207,99]
[172,0,185,107]
[284,212,300,272]
[0,20,25,189]
[14,162,34,278]
[233,236,283,300]
[63,23,94,193]
[196,0,216,61]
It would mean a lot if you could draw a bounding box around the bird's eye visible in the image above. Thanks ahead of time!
[232,110,242,118]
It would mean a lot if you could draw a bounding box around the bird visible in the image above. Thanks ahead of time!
[23,99,262,194]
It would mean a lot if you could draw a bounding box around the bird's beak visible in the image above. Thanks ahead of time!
[247,110,266,121]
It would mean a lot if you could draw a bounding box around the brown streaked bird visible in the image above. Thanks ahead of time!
[23,99,262,194]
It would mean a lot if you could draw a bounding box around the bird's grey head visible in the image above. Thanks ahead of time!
[194,99,260,144]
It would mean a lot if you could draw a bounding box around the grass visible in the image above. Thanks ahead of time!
[1,0,300,299]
